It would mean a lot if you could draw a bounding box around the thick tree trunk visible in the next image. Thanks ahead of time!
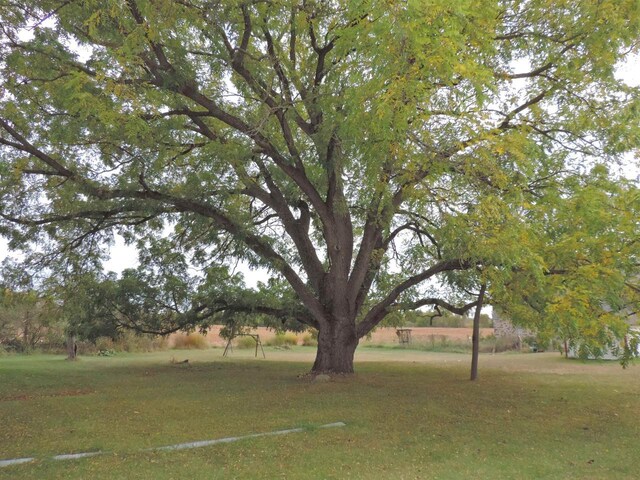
[311,321,359,374]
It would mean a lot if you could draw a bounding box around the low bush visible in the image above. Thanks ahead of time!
[404,312,493,328]
[95,336,115,352]
[301,332,318,347]
[80,333,168,355]
[172,333,209,349]
[419,335,469,353]
[283,332,299,345]
[117,332,169,352]
[430,316,467,328]
[265,332,299,347]
[365,335,470,353]
[478,335,523,353]
[364,333,523,354]
[235,336,258,349]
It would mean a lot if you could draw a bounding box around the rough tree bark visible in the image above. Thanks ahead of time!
[311,320,359,374]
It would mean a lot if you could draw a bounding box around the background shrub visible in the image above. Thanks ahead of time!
[95,336,115,352]
[364,333,524,354]
[265,332,299,347]
[235,336,258,349]
[301,332,318,346]
[117,332,168,352]
[402,310,493,328]
[172,333,209,349]
[78,332,168,355]
[478,335,522,353]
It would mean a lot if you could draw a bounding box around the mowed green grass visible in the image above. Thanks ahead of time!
[1,348,639,479]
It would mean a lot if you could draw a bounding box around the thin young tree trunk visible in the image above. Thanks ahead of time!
[66,335,77,361]
[470,283,487,381]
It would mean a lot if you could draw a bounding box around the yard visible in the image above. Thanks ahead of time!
[1,348,639,479]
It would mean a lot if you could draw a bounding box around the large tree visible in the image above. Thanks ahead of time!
[1,0,639,373]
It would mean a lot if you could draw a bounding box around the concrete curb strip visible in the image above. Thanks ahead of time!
[52,452,103,460]
[0,422,346,468]
[0,458,35,467]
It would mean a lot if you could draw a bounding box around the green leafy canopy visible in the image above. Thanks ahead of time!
[0,0,639,367]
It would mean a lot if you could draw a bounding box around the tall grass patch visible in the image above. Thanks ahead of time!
[364,334,524,354]
[85,332,168,354]
[301,332,317,346]
[235,336,259,349]
[265,332,299,347]
[171,333,209,349]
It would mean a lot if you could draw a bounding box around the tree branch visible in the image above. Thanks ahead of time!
[356,259,472,337]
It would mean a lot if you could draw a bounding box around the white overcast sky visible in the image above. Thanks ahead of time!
[0,53,639,284]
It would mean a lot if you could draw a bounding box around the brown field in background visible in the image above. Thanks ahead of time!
[168,326,494,348]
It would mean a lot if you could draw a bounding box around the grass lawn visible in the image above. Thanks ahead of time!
[1,347,639,479]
